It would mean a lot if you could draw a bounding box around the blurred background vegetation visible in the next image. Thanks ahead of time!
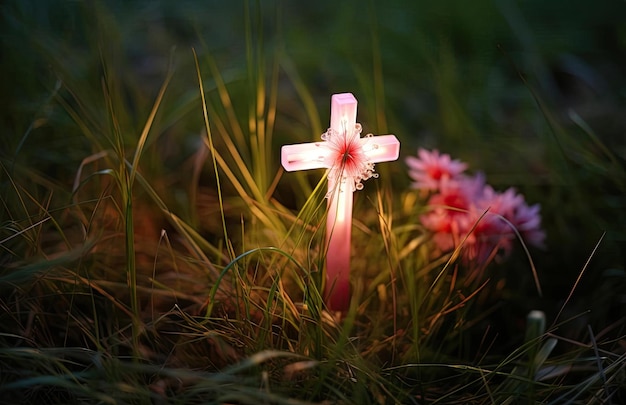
[1,0,625,402]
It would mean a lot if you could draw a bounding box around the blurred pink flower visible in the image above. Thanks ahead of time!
[408,149,545,266]
[406,148,467,190]
[511,200,546,249]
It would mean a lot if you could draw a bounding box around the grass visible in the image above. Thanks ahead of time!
[1,0,625,403]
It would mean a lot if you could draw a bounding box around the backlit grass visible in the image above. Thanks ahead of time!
[1,1,625,403]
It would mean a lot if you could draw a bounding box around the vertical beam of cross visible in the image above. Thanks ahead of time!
[281,93,400,311]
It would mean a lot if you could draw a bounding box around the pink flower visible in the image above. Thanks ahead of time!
[406,148,468,190]
[408,149,545,267]
[427,179,471,218]
[478,187,545,250]
[465,187,523,262]
[511,200,546,249]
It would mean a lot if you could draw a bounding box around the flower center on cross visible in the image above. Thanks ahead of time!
[321,126,378,194]
[340,140,360,168]
[342,149,353,163]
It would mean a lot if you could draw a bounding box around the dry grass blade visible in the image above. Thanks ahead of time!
[554,232,606,326]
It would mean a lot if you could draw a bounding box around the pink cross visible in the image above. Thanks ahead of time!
[281,93,400,311]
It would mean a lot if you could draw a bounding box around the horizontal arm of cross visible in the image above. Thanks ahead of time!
[362,134,400,163]
[281,142,330,172]
[281,133,399,172]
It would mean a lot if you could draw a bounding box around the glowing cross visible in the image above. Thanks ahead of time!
[281,93,400,311]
